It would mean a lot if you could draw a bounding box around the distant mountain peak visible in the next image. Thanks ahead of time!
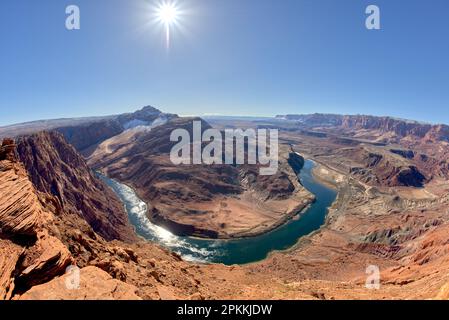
[140,105,162,114]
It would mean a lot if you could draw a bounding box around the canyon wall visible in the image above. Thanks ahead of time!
[15,131,135,242]
[278,113,449,142]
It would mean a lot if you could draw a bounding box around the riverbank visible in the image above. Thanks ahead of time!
[100,160,338,265]
[147,194,315,240]
[149,159,315,240]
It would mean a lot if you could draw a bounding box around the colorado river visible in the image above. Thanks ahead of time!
[98,160,337,265]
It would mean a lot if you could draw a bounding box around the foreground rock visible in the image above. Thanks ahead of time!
[0,240,23,300]
[20,266,141,300]
[0,139,73,296]
[16,230,72,289]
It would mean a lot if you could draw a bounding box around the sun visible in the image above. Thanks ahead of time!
[156,2,179,25]
[154,1,181,49]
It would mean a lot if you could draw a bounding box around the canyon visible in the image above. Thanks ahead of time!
[84,115,312,239]
[2,107,449,300]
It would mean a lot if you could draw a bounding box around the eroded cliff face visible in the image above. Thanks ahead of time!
[340,115,433,139]
[56,119,124,154]
[278,113,449,143]
[15,131,135,242]
[0,140,41,236]
[0,139,73,298]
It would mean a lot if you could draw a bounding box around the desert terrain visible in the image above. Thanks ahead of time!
[87,116,314,239]
[2,107,449,300]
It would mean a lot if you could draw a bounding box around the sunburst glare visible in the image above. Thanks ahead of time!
[154,1,181,50]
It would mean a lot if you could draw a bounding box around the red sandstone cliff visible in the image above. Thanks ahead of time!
[15,131,135,242]
[278,113,449,142]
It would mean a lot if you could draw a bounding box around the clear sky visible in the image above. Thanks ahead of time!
[1,0,448,126]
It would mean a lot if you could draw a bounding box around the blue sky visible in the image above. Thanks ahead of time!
[1,0,448,126]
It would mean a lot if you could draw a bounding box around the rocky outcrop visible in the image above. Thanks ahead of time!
[0,137,157,300]
[0,240,24,300]
[0,140,73,297]
[350,164,426,188]
[390,166,426,187]
[0,138,16,161]
[20,266,141,300]
[16,131,135,242]
[0,149,41,236]
[15,230,72,290]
